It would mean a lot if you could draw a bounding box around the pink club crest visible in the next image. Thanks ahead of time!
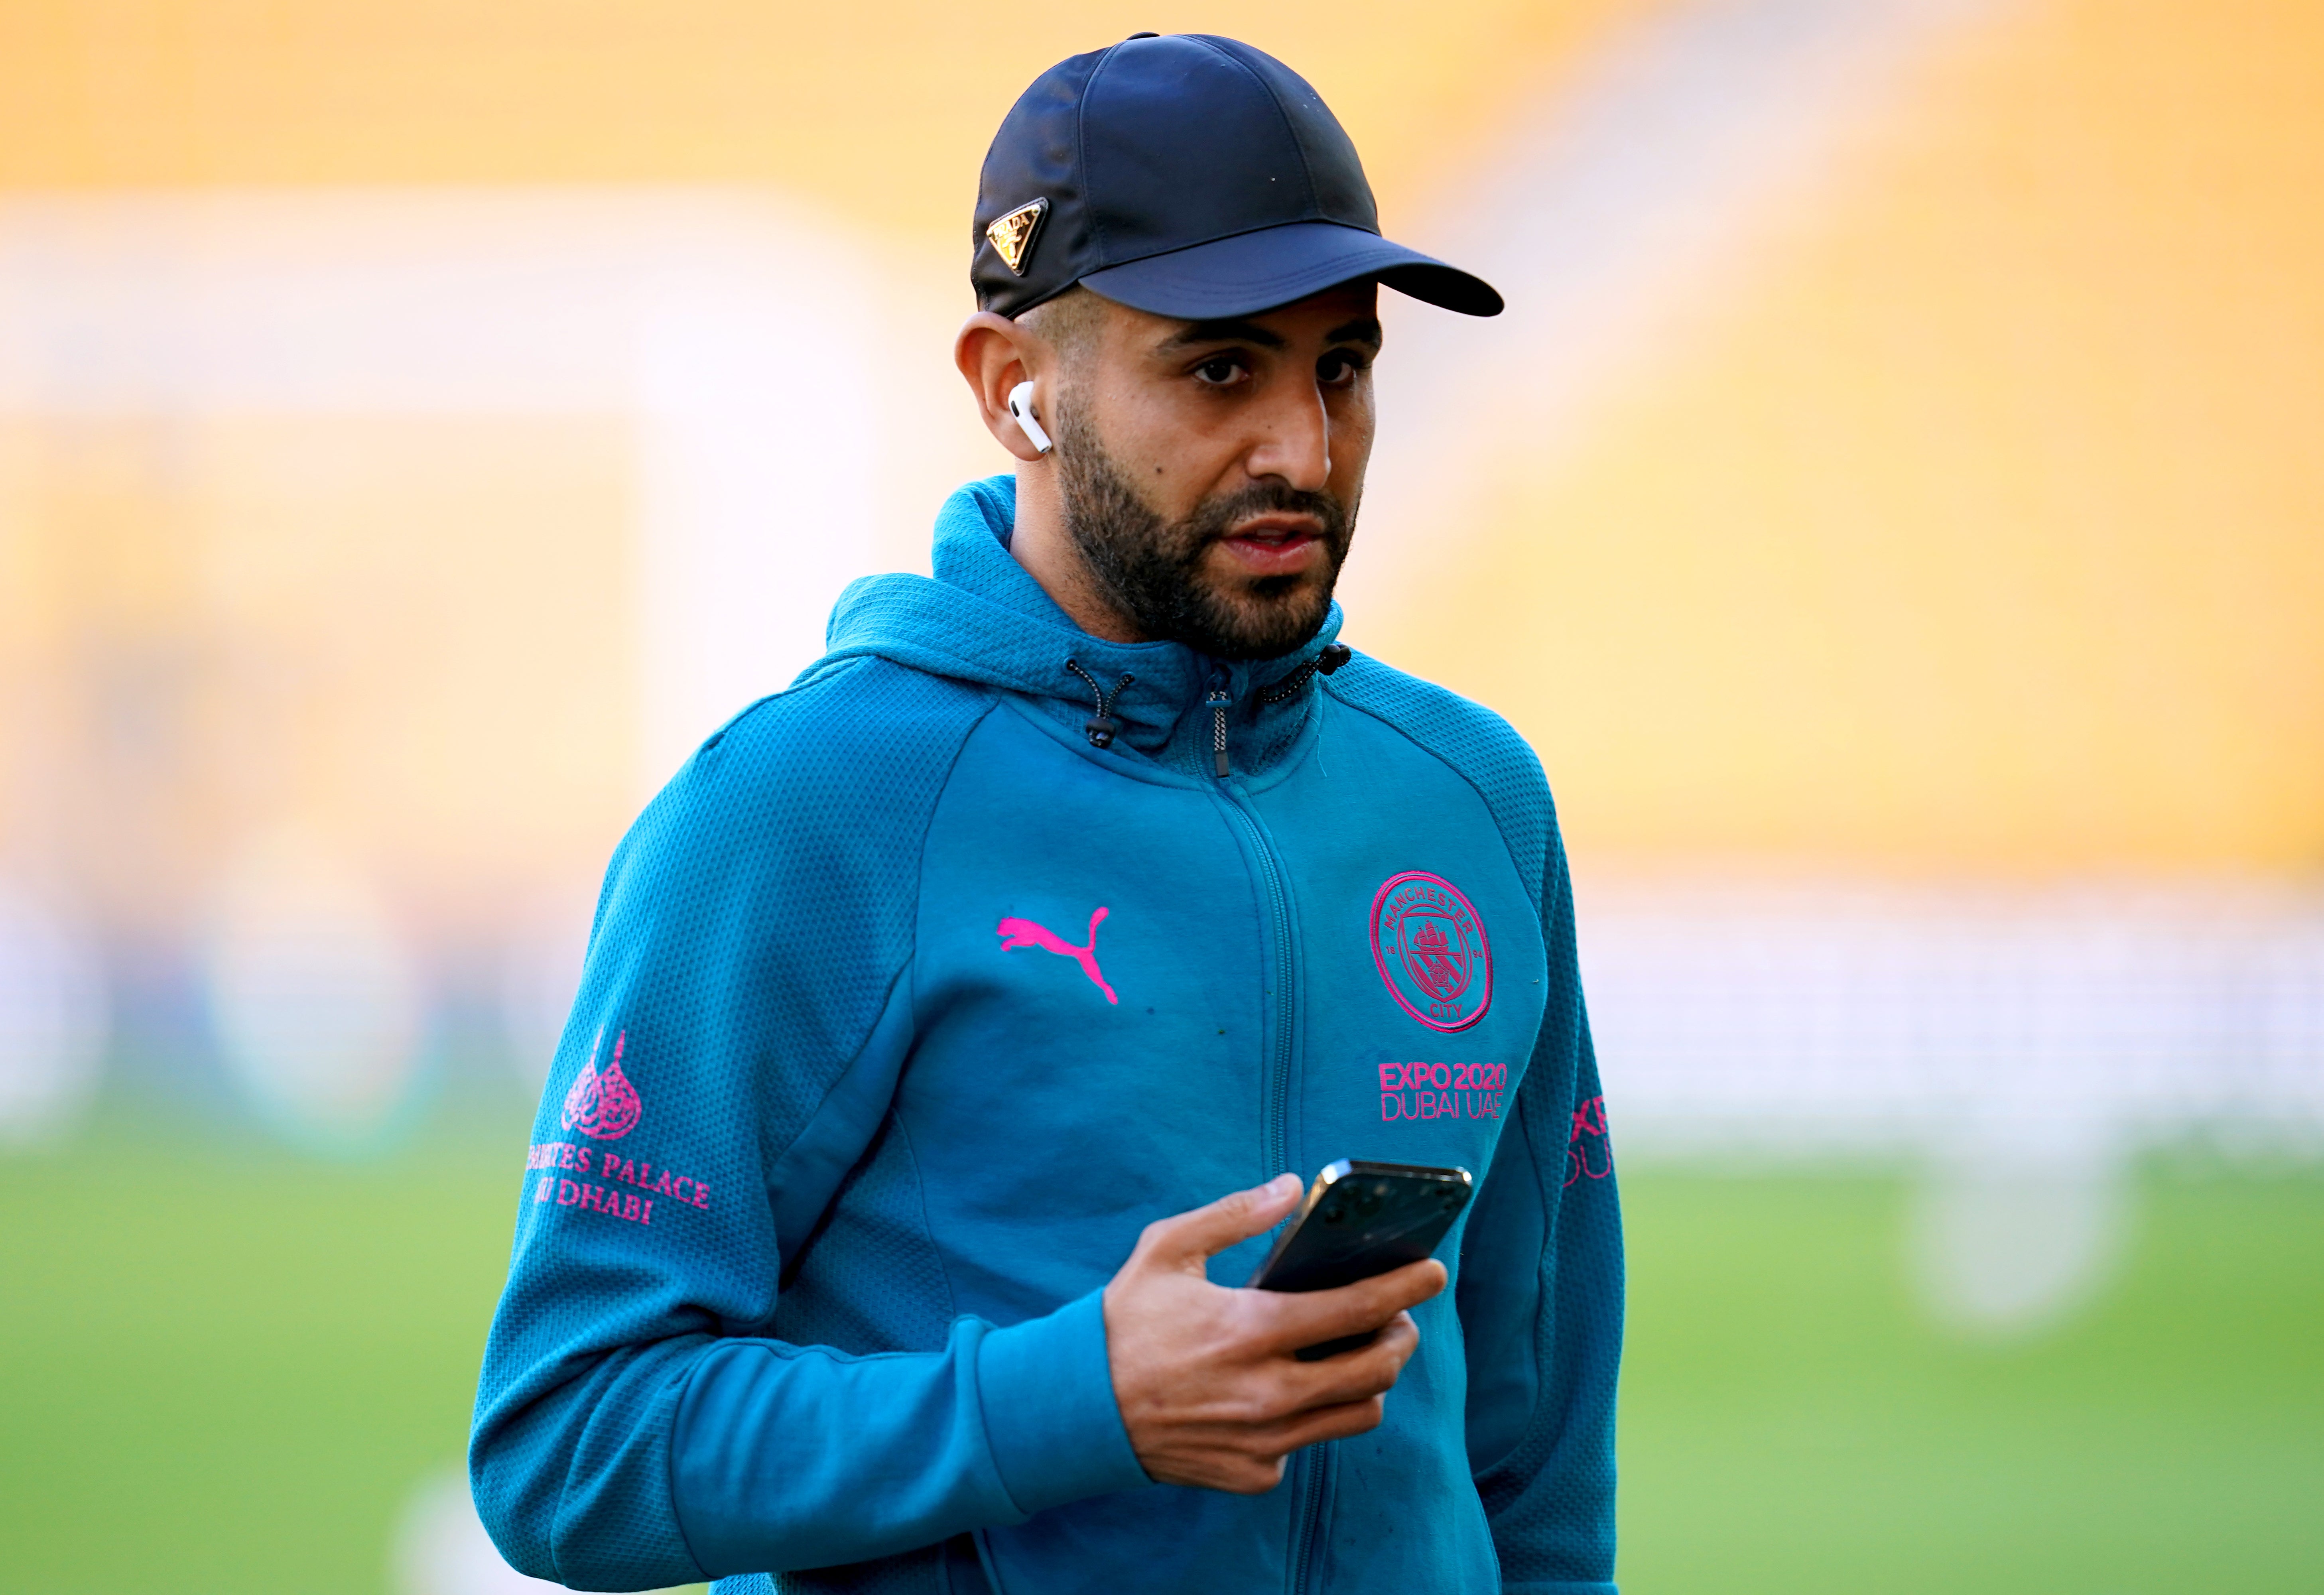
[561,1030,643,1141]
[1369,871,1493,1032]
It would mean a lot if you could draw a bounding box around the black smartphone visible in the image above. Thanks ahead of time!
[1247,1159,1474,1360]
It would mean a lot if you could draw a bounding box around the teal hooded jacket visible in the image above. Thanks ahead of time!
[470,477,1622,1594]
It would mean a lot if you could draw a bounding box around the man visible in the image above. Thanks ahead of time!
[472,32,1620,1595]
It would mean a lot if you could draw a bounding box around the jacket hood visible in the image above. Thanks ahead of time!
[818,476,1346,774]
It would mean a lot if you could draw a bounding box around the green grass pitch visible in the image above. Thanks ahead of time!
[1,1119,2317,1592]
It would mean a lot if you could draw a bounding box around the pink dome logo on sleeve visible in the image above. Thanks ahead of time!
[561,1029,643,1140]
[1370,872,1493,1032]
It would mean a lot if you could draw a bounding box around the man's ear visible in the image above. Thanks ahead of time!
[955,311,1051,464]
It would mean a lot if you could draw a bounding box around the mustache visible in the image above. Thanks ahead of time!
[1184,482,1352,548]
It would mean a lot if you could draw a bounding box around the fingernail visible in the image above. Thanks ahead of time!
[1271,1173,1302,1195]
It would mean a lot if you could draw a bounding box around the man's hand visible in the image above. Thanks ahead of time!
[1101,1174,1448,1493]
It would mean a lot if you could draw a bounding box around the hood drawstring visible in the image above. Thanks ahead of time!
[1258,642,1352,706]
[1064,659,1135,749]
[1219,644,1347,779]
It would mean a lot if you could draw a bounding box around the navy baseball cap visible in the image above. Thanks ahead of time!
[973,33,1503,321]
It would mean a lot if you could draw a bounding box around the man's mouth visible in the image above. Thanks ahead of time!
[1217,514,1327,577]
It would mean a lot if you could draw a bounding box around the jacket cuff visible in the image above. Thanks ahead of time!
[975,1288,1153,1515]
[1505,1583,1618,1594]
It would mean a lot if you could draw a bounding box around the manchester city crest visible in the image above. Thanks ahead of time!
[1369,871,1493,1032]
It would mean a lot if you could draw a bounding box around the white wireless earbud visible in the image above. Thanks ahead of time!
[1007,380,1054,456]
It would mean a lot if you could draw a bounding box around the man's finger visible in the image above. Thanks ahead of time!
[1247,1258,1446,1353]
[1245,1392,1398,1457]
[1272,1313,1420,1412]
[1133,1174,1304,1268]
[1280,1399,1391,1452]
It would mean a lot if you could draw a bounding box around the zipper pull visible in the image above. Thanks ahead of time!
[1206,687,1231,778]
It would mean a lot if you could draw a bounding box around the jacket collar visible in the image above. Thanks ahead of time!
[820,476,1343,777]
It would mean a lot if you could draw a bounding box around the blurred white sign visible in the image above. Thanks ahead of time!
[0,188,964,792]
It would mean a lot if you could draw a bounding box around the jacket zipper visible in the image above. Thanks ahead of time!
[1206,681,1328,1595]
[1288,1446,1329,1595]
[1206,683,1294,1176]
[1215,788,1295,1178]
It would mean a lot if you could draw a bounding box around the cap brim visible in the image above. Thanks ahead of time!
[1079,221,1503,319]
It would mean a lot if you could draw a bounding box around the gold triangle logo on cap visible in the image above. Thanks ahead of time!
[986,198,1050,276]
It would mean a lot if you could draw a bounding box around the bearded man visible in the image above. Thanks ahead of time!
[472,32,1621,1595]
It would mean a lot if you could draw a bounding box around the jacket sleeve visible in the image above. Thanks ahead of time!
[467,680,1149,1591]
[1456,827,1624,1595]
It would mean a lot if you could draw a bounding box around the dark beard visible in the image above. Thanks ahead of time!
[1053,406,1355,661]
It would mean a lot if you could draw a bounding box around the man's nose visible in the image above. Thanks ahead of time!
[1243,382,1332,492]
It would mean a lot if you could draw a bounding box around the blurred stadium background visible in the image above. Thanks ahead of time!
[1,0,2319,1589]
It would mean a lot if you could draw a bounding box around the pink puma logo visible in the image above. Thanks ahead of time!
[997,906,1119,1005]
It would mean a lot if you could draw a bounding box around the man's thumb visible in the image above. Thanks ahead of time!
[1140,1174,1304,1266]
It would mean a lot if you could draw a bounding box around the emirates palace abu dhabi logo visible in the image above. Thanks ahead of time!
[561,1030,643,1141]
[1370,871,1493,1033]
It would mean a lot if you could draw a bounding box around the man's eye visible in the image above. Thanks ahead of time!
[1193,356,1246,386]
[1319,352,1369,387]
